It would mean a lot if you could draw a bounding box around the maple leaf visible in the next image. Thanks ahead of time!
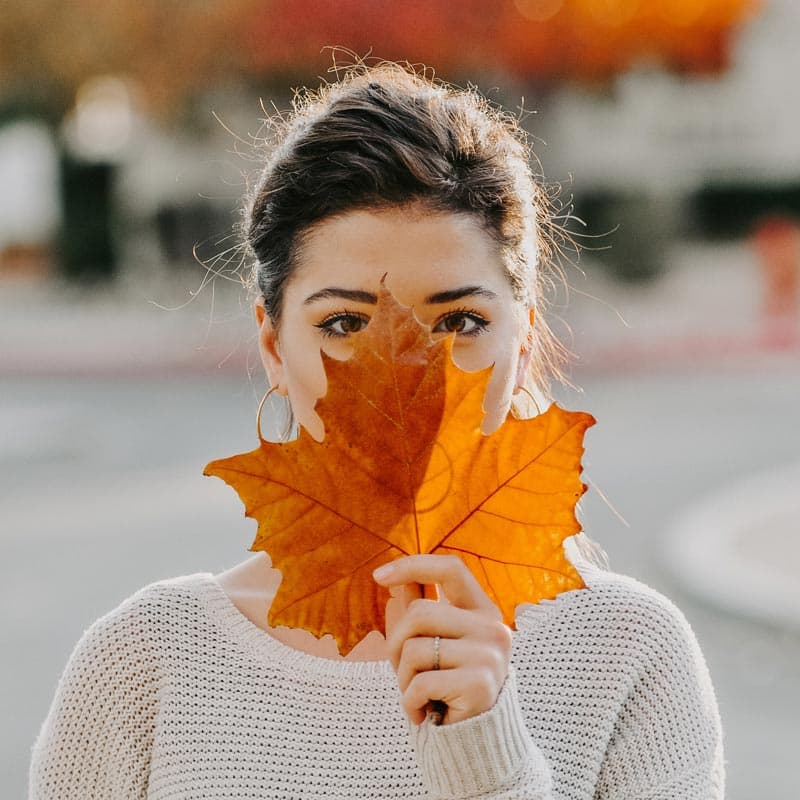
[205,285,595,654]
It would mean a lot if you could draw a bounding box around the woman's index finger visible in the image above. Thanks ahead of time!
[373,554,492,611]
[383,581,424,640]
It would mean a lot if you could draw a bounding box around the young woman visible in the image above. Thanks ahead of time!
[30,63,724,799]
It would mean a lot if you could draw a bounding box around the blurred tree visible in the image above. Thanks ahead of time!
[0,0,258,120]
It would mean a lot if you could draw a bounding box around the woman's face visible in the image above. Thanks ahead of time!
[255,206,533,440]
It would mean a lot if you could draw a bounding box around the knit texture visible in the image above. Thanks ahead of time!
[29,535,725,799]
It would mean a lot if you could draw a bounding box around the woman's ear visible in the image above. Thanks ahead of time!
[254,298,288,395]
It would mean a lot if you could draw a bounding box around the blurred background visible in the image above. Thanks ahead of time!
[2,0,799,797]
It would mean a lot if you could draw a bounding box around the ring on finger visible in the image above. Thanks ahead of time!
[432,635,441,671]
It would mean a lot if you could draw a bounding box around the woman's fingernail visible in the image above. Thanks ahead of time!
[373,564,393,581]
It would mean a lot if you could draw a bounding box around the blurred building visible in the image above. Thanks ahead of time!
[0,121,60,276]
[539,0,800,280]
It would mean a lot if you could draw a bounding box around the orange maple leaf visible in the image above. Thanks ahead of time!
[205,285,595,654]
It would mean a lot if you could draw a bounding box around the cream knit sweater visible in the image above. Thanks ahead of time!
[29,536,725,799]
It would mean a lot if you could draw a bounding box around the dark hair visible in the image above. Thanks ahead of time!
[246,62,567,394]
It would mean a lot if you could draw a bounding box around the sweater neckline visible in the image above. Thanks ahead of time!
[194,572,397,679]
[189,534,601,680]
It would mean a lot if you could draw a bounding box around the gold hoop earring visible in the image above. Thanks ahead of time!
[256,386,279,442]
[515,385,542,415]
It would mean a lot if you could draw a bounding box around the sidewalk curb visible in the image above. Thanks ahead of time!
[661,462,800,631]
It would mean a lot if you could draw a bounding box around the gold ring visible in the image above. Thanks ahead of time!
[432,635,441,671]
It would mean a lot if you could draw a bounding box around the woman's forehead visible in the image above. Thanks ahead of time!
[291,207,511,300]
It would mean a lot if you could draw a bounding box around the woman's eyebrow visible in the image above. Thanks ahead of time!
[424,286,498,304]
[303,285,498,306]
[303,287,378,305]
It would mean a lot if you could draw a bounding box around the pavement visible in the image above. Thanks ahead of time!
[2,238,799,631]
[663,461,800,631]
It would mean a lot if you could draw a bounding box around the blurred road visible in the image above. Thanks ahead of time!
[2,241,799,798]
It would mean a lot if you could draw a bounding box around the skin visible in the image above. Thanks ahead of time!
[217,204,534,726]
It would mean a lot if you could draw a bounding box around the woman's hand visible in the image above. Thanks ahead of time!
[373,554,512,726]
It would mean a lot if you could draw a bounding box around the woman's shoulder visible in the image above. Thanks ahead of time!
[514,534,708,664]
[75,572,219,654]
[28,575,216,797]
[94,571,214,617]
[509,538,725,797]
[123,571,217,608]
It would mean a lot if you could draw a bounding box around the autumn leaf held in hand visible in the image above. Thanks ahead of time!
[205,286,595,654]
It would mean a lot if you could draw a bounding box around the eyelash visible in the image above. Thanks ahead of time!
[315,309,370,338]
[315,306,491,339]
[432,307,490,337]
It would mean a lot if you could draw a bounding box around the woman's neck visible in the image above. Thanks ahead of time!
[214,552,391,662]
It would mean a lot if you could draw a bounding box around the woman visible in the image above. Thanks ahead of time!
[29,63,724,799]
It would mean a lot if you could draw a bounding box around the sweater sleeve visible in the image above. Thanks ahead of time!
[29,595,159,799]
[595,597,725,799]
[410,668,553,800]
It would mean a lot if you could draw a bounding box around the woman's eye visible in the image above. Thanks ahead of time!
[315,312,370,338]
[432,311,489,337]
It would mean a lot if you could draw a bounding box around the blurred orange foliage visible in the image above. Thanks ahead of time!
[0,0,761,119]
[245,0,762,81]
[0,0,256,116]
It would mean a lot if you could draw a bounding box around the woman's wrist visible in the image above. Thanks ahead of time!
[411,668,551,798]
